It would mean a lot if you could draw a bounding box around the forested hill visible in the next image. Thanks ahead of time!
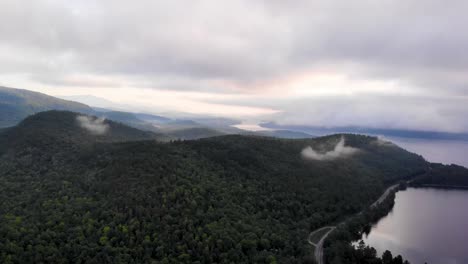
[411,163,468,188]
[0,111,163,156]
[0,111,429,263]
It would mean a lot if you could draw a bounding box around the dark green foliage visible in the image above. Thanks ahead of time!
[411,163,468,188]
[0,111,162,156]
[0,112,429,263]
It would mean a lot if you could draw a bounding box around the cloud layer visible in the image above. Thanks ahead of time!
[301,136,358,161]
[76,115,109,135]
[1,1,468,131]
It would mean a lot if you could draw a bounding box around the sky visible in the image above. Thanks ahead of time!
[1,0,468,132]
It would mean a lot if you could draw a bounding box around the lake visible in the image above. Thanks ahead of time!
[389,137,468,168]
[360,187,468,264]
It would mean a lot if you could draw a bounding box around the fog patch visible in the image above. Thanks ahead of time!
[76,115,109,135]
[301,136,358,161]
[373,135,395,146]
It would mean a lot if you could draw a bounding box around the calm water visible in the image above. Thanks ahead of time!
[389,137,468,168]
[361,188,468,264]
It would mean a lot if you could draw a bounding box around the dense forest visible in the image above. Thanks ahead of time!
[411,163,468,188]
[0,111,437,263]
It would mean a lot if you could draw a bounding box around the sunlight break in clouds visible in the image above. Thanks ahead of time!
[76,115,109,135]
[301,136,358,161]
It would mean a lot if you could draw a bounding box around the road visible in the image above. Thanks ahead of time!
[308,183,401,264]
[307,226,336,264]
[370,183,399,208]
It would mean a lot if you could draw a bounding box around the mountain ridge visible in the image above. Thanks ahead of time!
[0,86,94,128]
[261,122,468,141]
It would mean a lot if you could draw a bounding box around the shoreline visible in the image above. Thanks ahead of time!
[308,181,404,264]
[412,184,468,190]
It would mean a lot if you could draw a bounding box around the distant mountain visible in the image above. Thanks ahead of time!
[100,111,143,124]
[261,122,468,141]
[60,94,126,110]
[192,117,240,127]
[254,129,315,139]
[95,111,160,132]
[1,87,318,141]
[97,112,230,140]
[0,87,171,136]
[134,112,172,123]
[167,119,200,127]
[0,86,93,128]
[0,87,227,140]
[166,127,225,140]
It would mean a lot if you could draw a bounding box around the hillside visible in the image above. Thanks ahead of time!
[0,111,162,157]
[0,86,93,128]
[135,112,172,123]
[411,163,468,188]
[0,111,430,263]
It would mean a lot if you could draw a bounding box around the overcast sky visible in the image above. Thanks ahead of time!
[1,0,467,132]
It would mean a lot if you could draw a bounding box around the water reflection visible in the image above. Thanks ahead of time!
[360,188,468,264]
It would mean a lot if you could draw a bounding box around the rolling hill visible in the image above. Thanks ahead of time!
[0,111,430,263]
[0,111,163,157]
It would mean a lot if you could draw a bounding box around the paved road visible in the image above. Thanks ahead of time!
[308,183,401,264]
[307,226,336,264]
[370,183,399,208]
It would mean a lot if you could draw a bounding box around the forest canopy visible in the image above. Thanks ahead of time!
[0,111,432,263]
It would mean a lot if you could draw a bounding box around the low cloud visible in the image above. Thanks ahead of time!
[301,136,358,161]
[76,115,109,135]
[373,136,395,146]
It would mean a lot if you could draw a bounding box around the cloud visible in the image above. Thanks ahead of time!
[373,136,395,146]
[1,0,468,132]
[2,0,468,91]
[76,115,109,135]
[301,136,358,161]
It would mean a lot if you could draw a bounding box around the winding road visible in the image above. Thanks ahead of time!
[308,183,401,264]
[307,226,336,264]
[370,183,399,208]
